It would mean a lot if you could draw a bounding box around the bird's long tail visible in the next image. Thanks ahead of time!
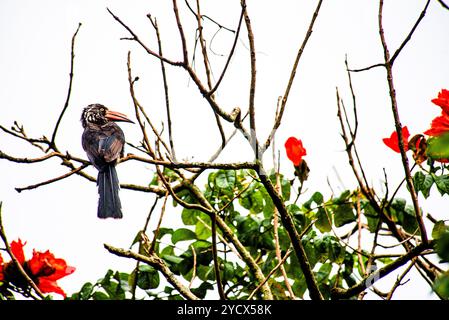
[97,165,122,219]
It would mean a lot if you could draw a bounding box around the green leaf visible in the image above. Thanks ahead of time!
[399,206,419,234]
[326,238,345,263]
[334,190,351,204]
[316,263,332,283]
[79,282,94,300]
[413,171,434,198]
[262,188,275,219]
[312,192,323,205]
[421,174,434,198]
[215,170,236,189]
[413,171,425,191]
[292,275,307,298]
[436,232,449,262]
[181,208,198,225]
[433,174,449,196]
[250,190,265,214]
[426,133,449,160]
[222,262,235,281]
[98,269,114,287]
[163,255,184,264]
[195,220,212,240]
[280,176,291,201]
[434,273,449,299]
[315,207,332,233]
[156,228,174,240]
[92,291,110,300]
[172,228,197,244]
[137,265,160,290]
[196,265,215,281]
[288,204,306,227]
[433,221,449,240]
[191,282,214,299]
[333,203,356,228]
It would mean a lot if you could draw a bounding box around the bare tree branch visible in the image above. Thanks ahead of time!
[104,243,199,300]
[331,241,434,299]
[48,23,82,151]
[378,0,428,243]
[147,15,177,160]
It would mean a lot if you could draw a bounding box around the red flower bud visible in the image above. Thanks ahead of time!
[285,137,307,166]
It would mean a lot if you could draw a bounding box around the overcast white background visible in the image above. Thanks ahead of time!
[1,0,448,299]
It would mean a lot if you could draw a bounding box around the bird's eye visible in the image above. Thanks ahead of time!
[100,107,106,113]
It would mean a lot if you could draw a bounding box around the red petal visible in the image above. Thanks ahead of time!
[285,137,307,166]
[29,250,75,280]
[432,89,449,114]
[37,278,67,298]
[10,239,26,265]
[382,126,410,153]
[424,113,449,137]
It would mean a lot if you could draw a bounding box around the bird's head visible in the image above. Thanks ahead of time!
[81,104,134,128]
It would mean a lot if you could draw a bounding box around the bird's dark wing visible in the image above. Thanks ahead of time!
[82,122,125,170]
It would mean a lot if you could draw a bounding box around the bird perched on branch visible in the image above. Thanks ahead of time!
[81,104,134,219]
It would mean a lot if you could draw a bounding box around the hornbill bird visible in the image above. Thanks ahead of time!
[81,104,134,219]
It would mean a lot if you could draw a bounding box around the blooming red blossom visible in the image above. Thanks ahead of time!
[424,113,449,137]
[0,239,75,298]
[382,126,410,153]
[285,137,307,166]
[431,89,449,114]
[424,89,449,137]
[28,250,75,297]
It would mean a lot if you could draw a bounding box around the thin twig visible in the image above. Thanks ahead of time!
[263,0,323,153]
[147,15,177,160]
[149,192,169,253]
[107,8,183,66]
[385,260,415,300]
[127,51,155,158]
[272,151,295,299]
[389,0,431,65]
[193,0,226,149]
[241,0,258,160]
[378,0,427,243]
[189,244,197,289]
[15,164,88,193]
[0,123,49,152]
[184,0,236,33]
[331,240,434,299]
[247,248,293,300]
[208,7,245,96]
[48,23,82,151]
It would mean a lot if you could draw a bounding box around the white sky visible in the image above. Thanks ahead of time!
[0,0,448,299]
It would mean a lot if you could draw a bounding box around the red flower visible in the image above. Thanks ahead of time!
[28,250,75,297]
[285,137,307,166]
[424,113,449,137]
[431,89,449,114]
[0,239,75,298]
[382,126,410,153]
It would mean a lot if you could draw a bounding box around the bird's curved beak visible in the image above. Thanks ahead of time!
[105,110,135,123]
